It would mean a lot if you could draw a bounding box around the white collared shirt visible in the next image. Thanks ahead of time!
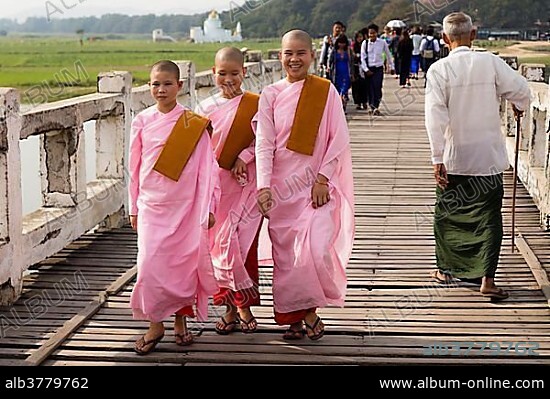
[361,38,393,71]
[425,46,531,175]
[411,34,423,55]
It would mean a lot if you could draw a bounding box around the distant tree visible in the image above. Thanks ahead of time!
[0,1,548,36]
[76,29,85,47]
[0,30,7,36]
[374,0,412,27]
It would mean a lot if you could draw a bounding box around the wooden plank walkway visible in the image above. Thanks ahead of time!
[1,78,550,366]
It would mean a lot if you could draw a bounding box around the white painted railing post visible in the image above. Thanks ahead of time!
[96,71,132,229]
[506,65,550,229]
[174,61,196,109]
[39,123,86,208]
[97,71,132,180]
[0,89,23,305]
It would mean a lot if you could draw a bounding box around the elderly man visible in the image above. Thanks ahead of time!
[425,12,530,300]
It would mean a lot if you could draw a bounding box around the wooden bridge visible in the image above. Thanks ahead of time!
[0,64,549,366]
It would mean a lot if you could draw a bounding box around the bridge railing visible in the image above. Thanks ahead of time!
[0,57,283,305]
[501,63,549,230]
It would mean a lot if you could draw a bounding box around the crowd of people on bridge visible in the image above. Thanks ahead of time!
[319,20,445,113]
[126,11,530,356]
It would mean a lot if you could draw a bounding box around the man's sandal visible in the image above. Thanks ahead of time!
[481,288,509,301]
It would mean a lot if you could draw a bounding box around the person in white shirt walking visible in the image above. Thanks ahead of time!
[361,23,393,115]
[410,26,423,80]
[425,12,530,300]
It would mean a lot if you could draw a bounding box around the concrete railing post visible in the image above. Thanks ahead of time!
[174,61,196,109]
[96,71,132,229]
[0,88,23,305]
[96,71,132,180]
[40,123,86,208]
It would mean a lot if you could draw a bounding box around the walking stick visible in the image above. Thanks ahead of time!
[511,113,522,253]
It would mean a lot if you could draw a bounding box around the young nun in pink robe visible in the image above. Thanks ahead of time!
[255,30,355,340]
[197,47,263,335]
[129,60,220,355]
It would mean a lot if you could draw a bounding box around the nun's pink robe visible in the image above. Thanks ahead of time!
[255,78,355,325]
[129,104,220,322]
[198,93,262,308]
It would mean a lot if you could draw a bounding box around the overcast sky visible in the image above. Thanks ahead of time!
[2,0,246,21]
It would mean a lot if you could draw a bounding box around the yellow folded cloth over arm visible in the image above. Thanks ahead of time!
[218,92,260,170]
[286,75,331,156]
[153,110,211,182]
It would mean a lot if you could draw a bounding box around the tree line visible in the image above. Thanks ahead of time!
[1,0,548,38]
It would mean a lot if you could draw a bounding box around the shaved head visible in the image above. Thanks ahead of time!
[282,29,313,50]
[151,60,180,80]
[215,47,245,67]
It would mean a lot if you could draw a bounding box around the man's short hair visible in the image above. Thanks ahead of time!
[367,23,379,33]
[333,21,345,27]
[443,12,473,41]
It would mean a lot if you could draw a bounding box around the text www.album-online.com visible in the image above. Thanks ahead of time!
[379,377,545,389]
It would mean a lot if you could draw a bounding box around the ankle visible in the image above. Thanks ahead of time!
[148,322,165,335]
[226,305,238,315]
[290,321,303,329]
[304,311,318,323]
[481,276,495,289]
[238,307,253,317]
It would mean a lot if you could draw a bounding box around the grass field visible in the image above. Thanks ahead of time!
[0,37,280,102]
[473,40,520,49]
[2,37,548,104]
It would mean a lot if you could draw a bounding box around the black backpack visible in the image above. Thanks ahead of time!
[422,38,435,59]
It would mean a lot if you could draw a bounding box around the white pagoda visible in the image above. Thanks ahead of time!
[190,10,243,43]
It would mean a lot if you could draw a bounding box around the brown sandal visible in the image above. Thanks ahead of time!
[481,288,509,301]
[238,315,258,334]
[134,333,164,355]
[304,316,325,341]
[283,327,305,340]
[175,332,194,346]
[430,270,454,285]
[215,316,239,335]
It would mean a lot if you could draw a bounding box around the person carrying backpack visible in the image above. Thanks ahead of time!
[420,27,440,86]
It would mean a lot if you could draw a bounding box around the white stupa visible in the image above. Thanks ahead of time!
[190,10,243,43]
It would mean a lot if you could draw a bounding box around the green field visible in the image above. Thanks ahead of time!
[473,40,520,49]
[2,37,548,104]
[0,37,280,102]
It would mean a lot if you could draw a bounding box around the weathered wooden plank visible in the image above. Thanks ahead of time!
[23,263,136,366]
[47,349,550,365]
[516,234,550,306]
